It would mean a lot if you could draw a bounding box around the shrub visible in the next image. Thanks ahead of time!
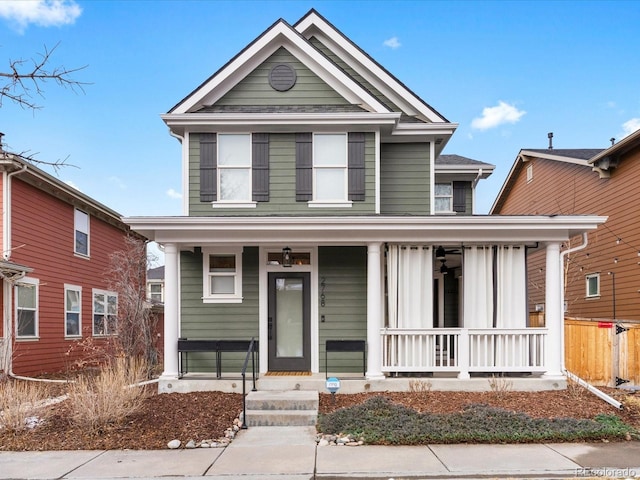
[0,379,50,432]
[317,396,637,445]
[67,356,148,434]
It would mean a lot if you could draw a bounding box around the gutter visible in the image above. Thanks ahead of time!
[471,168,483,215]
[558,233,623,410]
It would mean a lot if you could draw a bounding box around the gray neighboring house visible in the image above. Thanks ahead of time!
[126,9,605,393]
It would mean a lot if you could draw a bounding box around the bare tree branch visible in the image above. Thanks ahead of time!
[0,42,89,110]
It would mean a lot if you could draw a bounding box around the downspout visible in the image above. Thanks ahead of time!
[559,233,622,409]
[471,168,483,215]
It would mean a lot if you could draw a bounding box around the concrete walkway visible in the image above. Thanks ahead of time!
[1,427,639,479]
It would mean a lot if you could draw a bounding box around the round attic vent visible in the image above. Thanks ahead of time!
[269,64,297,92]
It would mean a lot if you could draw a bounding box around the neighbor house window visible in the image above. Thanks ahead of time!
[74,209,89,256]
[16,278,38,338]
[202,247,243,303]
[526,164,534,183]
[148,282,163,303]
[218,133,251,202]
[313,133,347,202]
[434,183,453,212]
[93,289,117,336]
[65,285,82,337]
[586,273,600,298]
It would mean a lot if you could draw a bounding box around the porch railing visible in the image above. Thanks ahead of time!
[381,328,547,376]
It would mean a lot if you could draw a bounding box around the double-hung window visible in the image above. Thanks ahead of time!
[218,133,251,202]
[434,183,453,213]
[65,285,82,337]
[202,247,243,303]
[585,273,600,298]
[313,133,348,202]
[16,278,38,338]
[74,209,89,256]
[93,289,117,336]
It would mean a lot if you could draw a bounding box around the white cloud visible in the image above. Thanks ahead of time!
[166,188,182,200]
[621,118,640,138]
[0,0,81,33]
[64,180,80,191]
[471,101,526,131]
[108,176,126,190]
[383,36,401,49]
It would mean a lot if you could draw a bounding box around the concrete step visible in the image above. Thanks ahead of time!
[244,390,319,427]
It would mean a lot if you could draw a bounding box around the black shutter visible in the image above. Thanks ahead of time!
[348,132,365,201]
[453,181,467,213]
[252,133,269,202]
[296,133,313,201]
[200,133,217,202]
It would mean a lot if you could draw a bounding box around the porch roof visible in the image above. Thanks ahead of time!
[124,214,606,246]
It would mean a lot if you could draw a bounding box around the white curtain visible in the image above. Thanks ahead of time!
[496,246,527,328]
[462,246,493,328]
[387,245,433,328]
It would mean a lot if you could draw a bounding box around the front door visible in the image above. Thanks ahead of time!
[268,272,311,371]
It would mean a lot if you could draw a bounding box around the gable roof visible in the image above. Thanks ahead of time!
[490,148,605,214]
[436,154,494,179]
[589,128,640,165]
[164,9,457,152]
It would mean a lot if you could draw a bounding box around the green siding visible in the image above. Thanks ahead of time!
[309,37,403,114]
[380,143,431,215]
[179,247,259,373]
[217,47,349,106]
[318,246,367,374]
[189,133,376,216]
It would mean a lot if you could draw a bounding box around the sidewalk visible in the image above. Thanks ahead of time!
[1,426,639,479]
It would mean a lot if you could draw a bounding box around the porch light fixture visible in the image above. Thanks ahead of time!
[282,247,292,267]
[435,246,446,261]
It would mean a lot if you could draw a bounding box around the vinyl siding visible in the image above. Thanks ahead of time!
[189,133,376,216]
[179,247,259,373]
[216,47,349,106]
[318,246,367,374]
[497,152,640,321]
[10,179,129,376]
[380,143,431,215]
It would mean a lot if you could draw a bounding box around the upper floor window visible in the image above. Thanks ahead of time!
[148,282,163,303]
[434,183,453,212]
[65,284,82,337]
[585,273,600,298]
[313,133,347,202]
[16,278,39,338]
[74,209,89,256]
[218,133,251,202]
[202,247,243,303]
[93,289,117,336]
[526,164,534,183]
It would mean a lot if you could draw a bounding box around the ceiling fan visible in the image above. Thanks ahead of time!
[435,246,461,274]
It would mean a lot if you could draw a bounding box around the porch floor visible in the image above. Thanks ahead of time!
[159,372,567,394]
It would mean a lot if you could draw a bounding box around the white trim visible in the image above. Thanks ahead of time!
[375,130,380,214]
[64,284,82,338]
[308,201,352,208]
[201,247,243,303]
[429,141,436,215]
[92,288,118,337]
[74,208,90,257]
[585,272,600,298]
[170,22,388,115]
[15,277,39,339]
[211,202,257,209]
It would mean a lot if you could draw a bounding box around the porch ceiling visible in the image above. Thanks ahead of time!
[124,215,606,246]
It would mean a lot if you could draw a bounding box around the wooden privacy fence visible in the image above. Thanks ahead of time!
[564,317,640,387]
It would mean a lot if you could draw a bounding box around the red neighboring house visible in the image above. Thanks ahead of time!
[0,143,142,377]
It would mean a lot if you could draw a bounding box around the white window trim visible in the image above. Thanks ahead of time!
[202,247,243,303]
[526,164,534,183]
[74,208,90,257]
[147,281,164,303]
[15,277,39,339]
[312,133,348,204]
[434,182,454,213]
[92,288,118,336]
[65,284,82,338]
[216,133,252,204]
[585,273,600,298]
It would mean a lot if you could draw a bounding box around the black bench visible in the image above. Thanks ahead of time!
[178,338,258,378]
[325,339,366,378]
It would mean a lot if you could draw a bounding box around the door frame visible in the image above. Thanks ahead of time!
[259,246,318,374]
[267,271,311,371]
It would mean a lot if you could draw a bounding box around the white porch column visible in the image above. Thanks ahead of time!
[162,243,180,378]
[544,241,563,378]
[366,242,384,379]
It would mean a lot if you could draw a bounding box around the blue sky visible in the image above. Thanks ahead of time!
[2,0,640,261]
